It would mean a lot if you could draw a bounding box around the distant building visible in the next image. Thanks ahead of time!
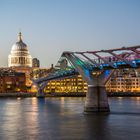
[45,75,87,93]
[0,68,26,92]
[106,69,140,93]
[32,58,40,68]
[8,32,32,67]
[46,69,140,94]
[31,65,54,79]
[13,67,33,88]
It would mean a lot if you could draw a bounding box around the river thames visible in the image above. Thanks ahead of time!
[0,97,140,140]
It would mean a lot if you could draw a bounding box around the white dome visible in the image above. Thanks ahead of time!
[11,41,28,51]
[8,32,32,67]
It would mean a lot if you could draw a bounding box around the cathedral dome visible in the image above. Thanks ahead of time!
[11,32,28,51]
[8,32,32,67]
[11,41,28,51]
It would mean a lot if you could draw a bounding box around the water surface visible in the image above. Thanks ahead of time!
[0,97,140,140]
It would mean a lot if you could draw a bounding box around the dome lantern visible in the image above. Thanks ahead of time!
[18,32,22,42]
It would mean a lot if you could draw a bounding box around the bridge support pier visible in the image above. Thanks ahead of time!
[63,52,113,113]
[36,87,45,98]
[35,82,48,97]
[84,85,110,113]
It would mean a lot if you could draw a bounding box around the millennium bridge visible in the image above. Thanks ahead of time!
[32,45,140,113]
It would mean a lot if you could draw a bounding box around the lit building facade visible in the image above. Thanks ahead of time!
[0,68,26,93]
[30,67,87,93]
[45,75,87,93]
[106,69,140,92]
[47,69,140,94]
[8,32,32,67]
[31,68,140,94]
[45,69,140,94]
[106,77,140,92]
[13,67,33,88]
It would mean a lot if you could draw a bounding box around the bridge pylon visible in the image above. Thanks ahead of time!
[62,52,113,112]
[85,85,109,112]
[36,82,47,98]
[36,88,45,97]
[84,71,112,112]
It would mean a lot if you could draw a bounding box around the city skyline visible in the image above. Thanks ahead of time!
[0,0,140,67]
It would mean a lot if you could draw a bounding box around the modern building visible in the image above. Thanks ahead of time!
[106,69,140,93]
[44,75,87,93]
[43,68,140,94]
[8,32,32,67]
[32,58,40,68]
[106,77,140,93]
[29,64,140,94]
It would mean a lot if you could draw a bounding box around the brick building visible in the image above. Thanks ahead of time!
[0,68,26,92]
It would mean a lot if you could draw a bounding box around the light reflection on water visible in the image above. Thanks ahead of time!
[0,97,140,139]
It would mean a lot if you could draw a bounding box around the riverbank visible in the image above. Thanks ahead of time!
[0,92,36,97]
[0,92,86,98]
[48,92,140,97]
[0,92,140,97]
[107,92,140,97]
[0,92,86,97]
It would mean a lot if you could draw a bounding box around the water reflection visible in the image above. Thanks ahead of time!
[117,97,123,100]
[136,97,140,100]
[0,98,41,139]
[17,97,21,100]
[0,99,22,139]
[0,97,140,139]
[31,97,38,105]
[84,114,111,140]
[22,98,39,139]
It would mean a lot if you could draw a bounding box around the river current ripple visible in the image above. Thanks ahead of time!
[0,97,140,140]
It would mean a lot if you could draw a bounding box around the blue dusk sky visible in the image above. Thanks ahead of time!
[0,0,140,67]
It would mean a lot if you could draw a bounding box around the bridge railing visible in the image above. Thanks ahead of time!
[69,48,140,70]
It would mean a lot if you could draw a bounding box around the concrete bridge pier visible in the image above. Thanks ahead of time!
[36,88,45,97]
[36,83,47,97]
[84,85,110,112]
